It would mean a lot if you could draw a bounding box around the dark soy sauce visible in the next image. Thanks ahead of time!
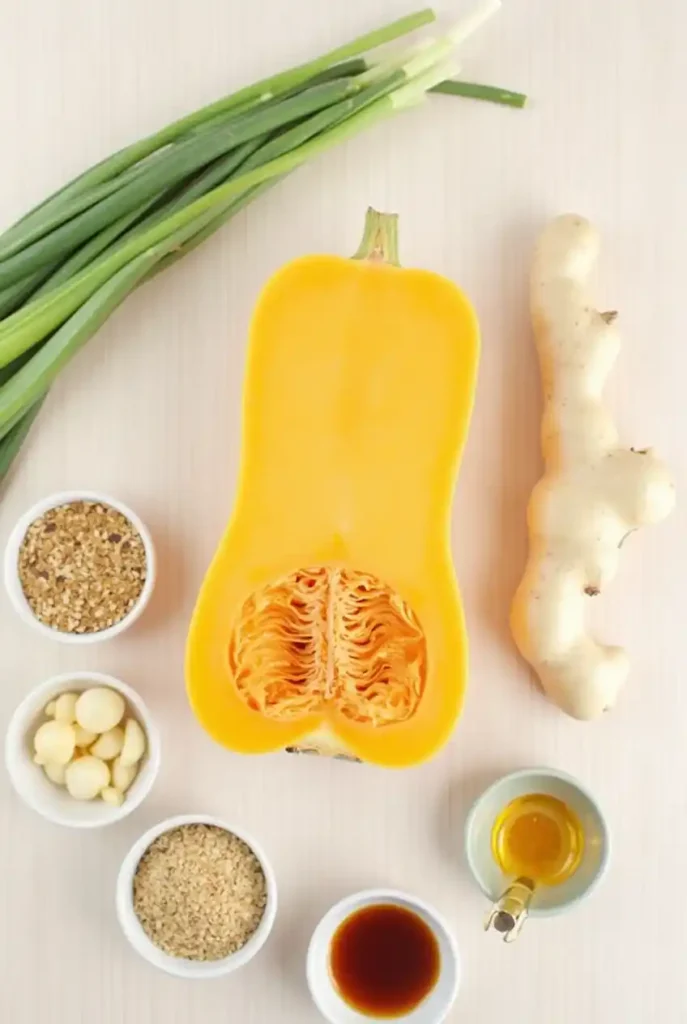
[330,903,440,1018]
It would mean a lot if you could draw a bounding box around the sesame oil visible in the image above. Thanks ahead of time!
[491,793,584,886]
[483,793,586,942]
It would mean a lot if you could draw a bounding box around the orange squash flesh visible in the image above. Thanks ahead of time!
[186,209,479,767]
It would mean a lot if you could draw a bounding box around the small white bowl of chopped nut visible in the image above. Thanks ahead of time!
[5,671,161,828]
[116,814,278,978]
[3,489,156,644]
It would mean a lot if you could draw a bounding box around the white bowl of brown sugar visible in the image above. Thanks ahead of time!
[3,490,155,643]
[116,814,278,978]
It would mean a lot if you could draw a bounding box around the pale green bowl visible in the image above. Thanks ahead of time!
[464,767,611,915]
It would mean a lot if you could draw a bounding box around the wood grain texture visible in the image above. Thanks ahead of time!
[0,0,684,1021]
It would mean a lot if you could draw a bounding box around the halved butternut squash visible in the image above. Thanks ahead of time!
[186,208,479,767]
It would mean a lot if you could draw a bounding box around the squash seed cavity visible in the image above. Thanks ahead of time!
[229,567,426,726]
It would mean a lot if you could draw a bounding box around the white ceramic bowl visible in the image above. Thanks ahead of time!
[307,889,460,1024]
[116,814,278,979]
[5,671,161,828]
[464,767,611,916]
[3,489,156,644]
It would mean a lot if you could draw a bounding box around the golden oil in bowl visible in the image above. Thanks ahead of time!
[491,793,584,887]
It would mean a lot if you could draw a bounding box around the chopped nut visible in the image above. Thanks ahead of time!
[17,501,147,634]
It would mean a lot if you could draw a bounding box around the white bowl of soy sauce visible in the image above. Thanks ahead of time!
[306,889,460,1023]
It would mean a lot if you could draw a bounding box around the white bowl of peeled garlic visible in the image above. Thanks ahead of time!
[5,671,161,828]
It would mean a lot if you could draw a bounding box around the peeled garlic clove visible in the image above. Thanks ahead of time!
[34,721,75,766]
[54,692,78,723]
[65,756,110,801]
[73,724,98,748]
[45,700,57,718]
[75,688,125,734]
[119,719,146,767]
[44,762,67,786]
[112,756,137,793]
[90,726,124,761]
[101,786,124,807]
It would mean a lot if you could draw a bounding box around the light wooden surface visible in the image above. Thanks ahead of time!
[0,1,684,1021]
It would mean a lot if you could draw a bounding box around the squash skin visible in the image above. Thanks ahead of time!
[186,246,479,768]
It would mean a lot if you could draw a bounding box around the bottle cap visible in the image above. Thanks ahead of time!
[484,876,535,943]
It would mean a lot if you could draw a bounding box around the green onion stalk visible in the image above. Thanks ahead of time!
[0,2,525,486]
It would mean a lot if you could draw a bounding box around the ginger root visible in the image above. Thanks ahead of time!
[511,214,675,719]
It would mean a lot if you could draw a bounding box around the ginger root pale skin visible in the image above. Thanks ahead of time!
[511,215,675,720]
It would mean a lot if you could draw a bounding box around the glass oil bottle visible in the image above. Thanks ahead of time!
[484,793,584,942]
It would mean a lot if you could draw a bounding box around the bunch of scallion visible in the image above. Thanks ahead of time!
[0,2,524,487]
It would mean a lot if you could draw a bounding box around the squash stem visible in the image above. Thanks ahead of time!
[353,207,400,265]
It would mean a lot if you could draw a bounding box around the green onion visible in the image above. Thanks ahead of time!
[0,399,45,486]
[0,254,158,435]
[0,80,435,367]
[0,79,361,281]
[0,273,50,319]
[0,8,435,252]
[0,2,526,486]
[431,79,527,108]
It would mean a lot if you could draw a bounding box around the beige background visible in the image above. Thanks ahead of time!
[0,0,684,1021]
